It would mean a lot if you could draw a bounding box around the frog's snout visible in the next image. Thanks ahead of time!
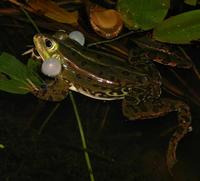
[33,34,43,43]
[33,34,50,60]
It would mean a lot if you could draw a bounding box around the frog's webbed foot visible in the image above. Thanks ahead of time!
[166,100,192,171]
[32,78,70,101]
[122,97,192,173]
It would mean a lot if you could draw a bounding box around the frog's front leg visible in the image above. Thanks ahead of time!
[32,77,70,101]
[122,97,192,171]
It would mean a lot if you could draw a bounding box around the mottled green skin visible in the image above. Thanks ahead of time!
[33,32,192,172]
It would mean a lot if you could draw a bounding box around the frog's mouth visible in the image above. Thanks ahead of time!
[22,34,42,59]
[31,47,42,60]
[22,46,42,60]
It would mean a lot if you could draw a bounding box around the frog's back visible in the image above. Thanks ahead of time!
[57,38,162,100]
[58,38,159,81]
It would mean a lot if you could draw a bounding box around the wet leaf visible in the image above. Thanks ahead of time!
[27,0,78,25]
[117,0,169,30]
[153,10,200,44]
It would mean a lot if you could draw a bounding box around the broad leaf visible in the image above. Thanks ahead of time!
[153,10,200,44]
[117,0,170,30]
[0,79,29,94]
[27,58,44,86]
[0,52,28,80]
[0,52,43,94]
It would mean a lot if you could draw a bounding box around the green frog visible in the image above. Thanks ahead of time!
[33,31,192,172]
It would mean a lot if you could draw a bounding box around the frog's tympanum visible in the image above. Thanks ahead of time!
[33,31,192,172]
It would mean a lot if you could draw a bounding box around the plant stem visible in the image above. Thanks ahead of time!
[69,92,95,181]
[22,8,95,180]
[38,103,61,135]
[20,7,41,34]
[87,30,136,48]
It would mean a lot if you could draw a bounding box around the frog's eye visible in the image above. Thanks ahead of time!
[45,39,53,48]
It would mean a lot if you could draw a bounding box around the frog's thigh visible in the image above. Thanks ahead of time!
[122,98,191,171]
[33,78,70,101]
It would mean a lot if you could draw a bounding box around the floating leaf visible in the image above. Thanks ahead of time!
[153,10,200,44]
[27,0,78,25]
[117,0,170,30]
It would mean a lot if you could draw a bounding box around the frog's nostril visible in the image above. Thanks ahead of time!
[33,34,41,43]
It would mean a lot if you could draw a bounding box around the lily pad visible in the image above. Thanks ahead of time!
[117,0,170,30]
[153,10,200,44]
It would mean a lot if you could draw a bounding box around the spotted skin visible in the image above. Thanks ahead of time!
[33,32,192,173]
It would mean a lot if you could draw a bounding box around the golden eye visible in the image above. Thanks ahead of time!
[45,39,53,48]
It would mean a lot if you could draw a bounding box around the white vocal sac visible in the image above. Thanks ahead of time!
[69,31,85,46]
[41,58,62,77]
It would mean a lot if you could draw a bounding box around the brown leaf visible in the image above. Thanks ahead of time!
[27,0,78,25]
[0,8,19,15]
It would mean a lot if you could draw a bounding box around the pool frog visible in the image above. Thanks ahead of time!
[33,31,192,172]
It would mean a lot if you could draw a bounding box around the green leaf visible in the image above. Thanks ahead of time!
[27,58,41,72]
[0,79,29,94]
[0,52,43,94]
[117,0,170,30]
[153,10,200,44]
[0,52,28,80]
[27,58,44,86]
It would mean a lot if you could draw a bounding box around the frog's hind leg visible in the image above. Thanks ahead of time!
[122,98,192,172]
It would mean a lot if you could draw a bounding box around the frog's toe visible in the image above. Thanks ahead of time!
[166,148,177,172]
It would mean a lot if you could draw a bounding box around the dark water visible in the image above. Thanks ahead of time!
[0,3,200,181]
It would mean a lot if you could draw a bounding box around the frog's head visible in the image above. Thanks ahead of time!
[33,34,60,61]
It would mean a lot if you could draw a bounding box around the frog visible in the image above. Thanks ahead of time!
[32,31,192,172]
